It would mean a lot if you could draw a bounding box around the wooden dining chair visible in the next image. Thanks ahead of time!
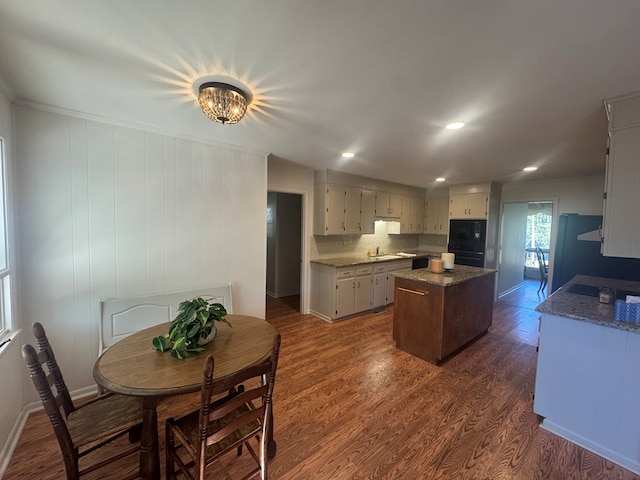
[22,322,143,480]
[535,247,549,293]
[165,332,281,480]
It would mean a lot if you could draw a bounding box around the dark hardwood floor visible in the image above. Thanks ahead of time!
[6,280,639,479]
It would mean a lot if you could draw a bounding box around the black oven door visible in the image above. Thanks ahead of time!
[448,249,485,268]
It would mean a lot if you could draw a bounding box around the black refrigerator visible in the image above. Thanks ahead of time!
[551,214,640,293]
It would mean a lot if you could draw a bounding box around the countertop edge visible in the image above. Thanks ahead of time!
[535,275,640,333]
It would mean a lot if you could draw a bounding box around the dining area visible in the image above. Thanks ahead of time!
[17,293,281,480]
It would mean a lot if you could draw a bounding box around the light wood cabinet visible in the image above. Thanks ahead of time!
[425,198,449,234]
[449,193,488,219]
[602,92,640,258]
[375,191,402,219]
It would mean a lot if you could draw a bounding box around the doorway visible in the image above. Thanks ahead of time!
[266,192,302,315]
[498,200,554,306]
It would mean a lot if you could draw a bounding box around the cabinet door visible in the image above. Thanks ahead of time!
[344,186,362,234]
[449,193,488,219]
[373,270,387,308]
[602,126,640,257]
[326,185,346,234]
[355,273,372,312]
[438,199,450,234]
[466,193,488,219]
[336,276,355,318]
[449,194,468,219]
[375,191,390,218]
[400,196,412,233]
[388,193,402,219]
[425,199,439,234]
[360,189,377,234]
[415,197,424,233]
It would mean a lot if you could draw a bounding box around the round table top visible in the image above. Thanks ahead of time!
[93,314,278,397]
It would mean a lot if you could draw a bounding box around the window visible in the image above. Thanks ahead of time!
[524,202,552,271]
[0,137,11,343]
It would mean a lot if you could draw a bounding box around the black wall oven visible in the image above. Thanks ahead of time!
[448,219,487,268]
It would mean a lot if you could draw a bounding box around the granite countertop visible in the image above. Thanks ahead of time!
[535,274,640,332]
[392,264,496,287]
[311,250,439,268]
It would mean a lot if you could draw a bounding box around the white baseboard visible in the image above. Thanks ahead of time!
[0,384,100,478]
[540,419,640,475]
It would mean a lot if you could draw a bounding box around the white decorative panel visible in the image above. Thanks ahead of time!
[14,106,267,398]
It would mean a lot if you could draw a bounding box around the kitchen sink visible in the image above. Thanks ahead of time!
[373,255,403,260]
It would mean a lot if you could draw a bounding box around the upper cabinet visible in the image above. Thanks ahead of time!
[312,170,428,236]
[602,91,640,258]
[375,191,402,219]
[400,196,424,233]
[313,184,390,235]
[449,192,488,219]
[424,197,449,234]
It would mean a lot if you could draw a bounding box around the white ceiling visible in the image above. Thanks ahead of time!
[1,1,639,188]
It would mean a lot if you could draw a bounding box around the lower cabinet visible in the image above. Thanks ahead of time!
[310,260,410,322]
[373,265,388,309]
[386,260,412,304]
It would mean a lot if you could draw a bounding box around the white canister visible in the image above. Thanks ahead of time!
[442,253,455,270]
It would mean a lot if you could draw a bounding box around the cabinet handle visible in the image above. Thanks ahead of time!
[397,287,427,296]
[353,282,356,289]
[357,281,361,288]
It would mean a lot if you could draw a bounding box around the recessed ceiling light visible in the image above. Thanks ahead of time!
[342,152,355,158]
[523,166,538,172]
[445,122,465,130]
[435,177,446,182]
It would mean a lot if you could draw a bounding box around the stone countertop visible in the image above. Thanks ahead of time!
[535,274,640,332]
[392,265,496,287]
[311,250,440,268]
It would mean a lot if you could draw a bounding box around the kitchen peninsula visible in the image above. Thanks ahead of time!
[392,265,496,364]
[534,274,640,475]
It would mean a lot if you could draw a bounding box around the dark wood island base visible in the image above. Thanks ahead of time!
[392,266,496,364]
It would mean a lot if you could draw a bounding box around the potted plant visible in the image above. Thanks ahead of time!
[152,297,231,359]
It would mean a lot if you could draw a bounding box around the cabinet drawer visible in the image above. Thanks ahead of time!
[336,268,355,278]
[374,264,387,274]
[356,266,373,275]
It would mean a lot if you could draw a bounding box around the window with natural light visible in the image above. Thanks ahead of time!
[0,137,11,344]
[524,202,552,274]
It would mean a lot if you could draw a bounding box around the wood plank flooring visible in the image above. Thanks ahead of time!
[6,281,639,479]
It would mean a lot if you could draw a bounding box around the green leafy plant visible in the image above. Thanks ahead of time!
[152,297,231,359]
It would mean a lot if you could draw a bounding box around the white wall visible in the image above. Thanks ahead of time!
[502,176,605,214]
[267,156,314,313]
[0,88,25,476]
[14,105,268,401]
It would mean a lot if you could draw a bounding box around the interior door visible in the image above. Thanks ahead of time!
[497,202,528,296]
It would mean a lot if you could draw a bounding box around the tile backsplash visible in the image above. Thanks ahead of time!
[312,232,448,259]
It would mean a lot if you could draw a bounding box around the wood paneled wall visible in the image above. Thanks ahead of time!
[14,105,267,399]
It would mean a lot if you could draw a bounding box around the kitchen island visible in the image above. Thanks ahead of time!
[534,274,640,475]
[392,265,496,364]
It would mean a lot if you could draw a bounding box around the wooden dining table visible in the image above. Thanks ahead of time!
[93,314,279,480]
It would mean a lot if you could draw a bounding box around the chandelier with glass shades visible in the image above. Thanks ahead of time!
[198,82,249,125]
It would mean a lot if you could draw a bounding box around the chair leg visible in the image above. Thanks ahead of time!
[166,419,175,480]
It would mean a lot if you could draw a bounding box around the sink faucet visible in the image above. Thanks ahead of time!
[376,246,380,256]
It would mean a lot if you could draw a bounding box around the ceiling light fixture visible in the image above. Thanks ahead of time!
[446,122,465,130]
[435,177,446,182]
[523,166,538,172]
[198,82,249,125]
[342,152,355,158]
